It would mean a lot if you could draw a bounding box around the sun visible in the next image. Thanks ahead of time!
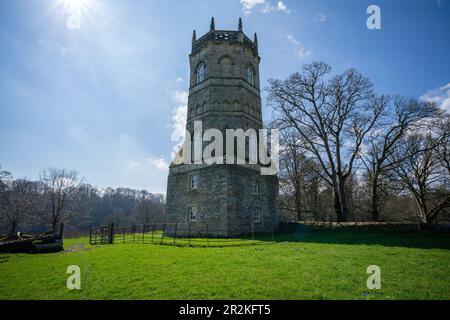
[52,0,97,29]
[42,0,118,31]
[62,0,90,14]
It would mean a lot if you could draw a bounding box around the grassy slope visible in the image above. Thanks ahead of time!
[0,231,449,300]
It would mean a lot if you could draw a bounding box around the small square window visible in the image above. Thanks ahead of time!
[188,207,197,222]
[189,175,199,190]
[253,207,261,223]
[252,180,259,195]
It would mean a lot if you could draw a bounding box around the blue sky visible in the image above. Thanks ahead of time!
[0,0,449,194]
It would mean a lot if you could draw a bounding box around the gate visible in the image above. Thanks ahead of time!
[89,223,114,245]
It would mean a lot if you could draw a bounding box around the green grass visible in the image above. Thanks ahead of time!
[0,230,449,300]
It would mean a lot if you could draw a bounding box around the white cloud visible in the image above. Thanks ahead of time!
[313,13,327,29]
[170,90,188,142]
[420,83,450,114]
[241,0,290,15]
[241,0,266,14]
[277,1,289,11]
[262,1,291,13]
[168,89,188,162]
[286,34,313,58]
[148,157,169,172]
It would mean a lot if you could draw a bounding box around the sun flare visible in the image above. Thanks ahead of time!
[53,0,98,30]
[63,0,90,13]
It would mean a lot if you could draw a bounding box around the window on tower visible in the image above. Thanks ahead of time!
[246,65,255,85]
[252,207,261,223]
[196,63,205,84]
[188,207,197,222]
[252,179,259,195]
[189,174,199,190]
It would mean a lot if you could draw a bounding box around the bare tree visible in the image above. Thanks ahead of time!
[133,192,165,225]
[278,129,321,220]
[435,115,450,175]
[361,96,438,221]
[39,168,82,232]
[0,179,40,236]
[267,62,383,221]
[391,134,450,225]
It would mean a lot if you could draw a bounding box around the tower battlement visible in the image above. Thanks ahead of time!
[191,17,259,56]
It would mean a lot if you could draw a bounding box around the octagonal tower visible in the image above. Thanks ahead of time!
[166,18,278,236]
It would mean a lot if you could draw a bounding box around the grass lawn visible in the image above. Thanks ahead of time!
[0,230,449,300]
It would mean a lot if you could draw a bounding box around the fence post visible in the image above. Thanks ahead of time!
[109,223,114,244]
[151,224,155,243]
[188,223,191,246]
[252,221,255,240]
[160,224,166,244]
[133,225,136,242]
[89,227,92,245]
[206,224,209,247]
[142,224,146,244]
[173,223,178,246]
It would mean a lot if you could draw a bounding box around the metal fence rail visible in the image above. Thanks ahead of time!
[89,224,114,245]
[89,223,275,247]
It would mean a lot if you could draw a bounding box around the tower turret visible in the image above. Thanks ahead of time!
[187,17,262,131]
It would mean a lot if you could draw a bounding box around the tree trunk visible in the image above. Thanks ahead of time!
[332,183,343,222]
[52,219,58,233]
[338,178,348,222]
[413,196,427,225]
[9,221,17,236]
[294,179,302,221]
[339,183,348,222]
[370,174,380,221]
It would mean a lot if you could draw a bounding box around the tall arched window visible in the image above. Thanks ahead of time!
[246,65,255,85]
[196,63,205,84]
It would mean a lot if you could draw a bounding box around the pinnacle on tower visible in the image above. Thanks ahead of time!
[192,29,196,42]
[238,17,243,32]
[254,32,258,48]
[210,17,215,30]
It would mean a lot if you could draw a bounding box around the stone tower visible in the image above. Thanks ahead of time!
[165,18,278,235]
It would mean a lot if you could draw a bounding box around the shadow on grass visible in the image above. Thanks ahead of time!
[100,227,450,250]
[261,226,450,250]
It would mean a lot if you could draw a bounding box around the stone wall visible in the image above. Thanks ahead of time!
[166,164,279,236]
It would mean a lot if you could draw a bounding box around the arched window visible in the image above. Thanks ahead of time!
[196,63,205,84]
[246,65,255,85]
